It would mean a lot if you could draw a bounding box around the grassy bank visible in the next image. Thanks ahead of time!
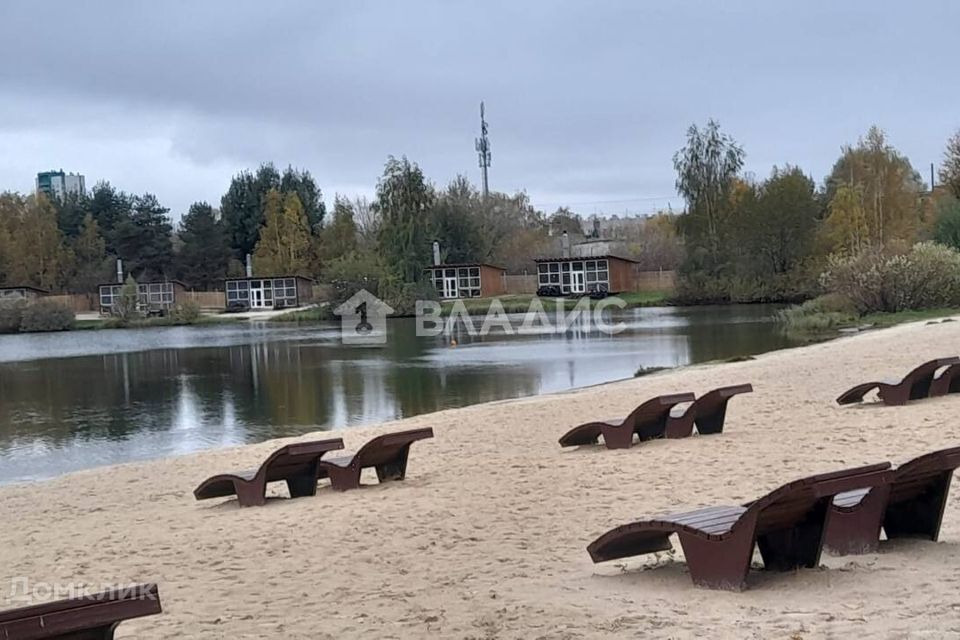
[272,305,329,322]
[778,299,960,335]
[439,291,670,316]
[72,314,240,331]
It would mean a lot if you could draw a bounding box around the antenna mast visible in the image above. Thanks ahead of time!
[475,101,491,198]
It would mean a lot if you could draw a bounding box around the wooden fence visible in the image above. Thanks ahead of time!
[44,294,96,313]
[501,275,537,295]
[635,270,676,293]
[181,291,225,310]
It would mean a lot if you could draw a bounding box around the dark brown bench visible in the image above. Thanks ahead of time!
[317,428,434,491]
[587,463,893,590]
[558,393,696,449]
[0,583,161,639]
[194,438,344,507]
[930,363,960,397]
[836,357,959,406]
[824,446,960,555]
[664,383,753,439]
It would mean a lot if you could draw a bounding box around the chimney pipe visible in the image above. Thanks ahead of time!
[561,231,570,258]
[245,254,253,277]
[116,259,123,284]
[432,241,441,266]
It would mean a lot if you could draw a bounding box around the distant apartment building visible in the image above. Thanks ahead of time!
[36,170,86,201]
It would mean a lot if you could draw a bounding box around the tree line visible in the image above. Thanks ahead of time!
[3,123,960,309]
[0,159,563,309]
[673,122,960,302]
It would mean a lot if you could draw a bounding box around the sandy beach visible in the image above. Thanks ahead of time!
[3,318,960,638]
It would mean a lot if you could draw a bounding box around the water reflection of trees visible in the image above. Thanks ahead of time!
[0,333,543,453]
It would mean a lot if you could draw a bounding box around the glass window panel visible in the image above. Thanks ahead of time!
[598,260,608,270]
[598,271,608,282]
[537,264,548,274]
[549,263,559,273]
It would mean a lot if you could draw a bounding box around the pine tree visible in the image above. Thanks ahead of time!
[112,193,174,281]
[221,163,325,259]
[176,202,230,289]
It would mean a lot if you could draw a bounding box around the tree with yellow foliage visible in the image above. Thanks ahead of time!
[252,190,312,274]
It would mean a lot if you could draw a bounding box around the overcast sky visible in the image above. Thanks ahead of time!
[1,1,957,221]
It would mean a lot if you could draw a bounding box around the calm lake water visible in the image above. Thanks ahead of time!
[0,305,806,484]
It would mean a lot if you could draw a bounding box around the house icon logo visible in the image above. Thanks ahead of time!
[333,289,394,344]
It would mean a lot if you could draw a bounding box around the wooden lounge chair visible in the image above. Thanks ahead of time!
[558,393,696,449]
[194,438,344,507]
[587,463,893,591]
[836,356,959,406]
[0,583,161,640]
[317,428,434,491]
[664,383,753,439]
[929,363,960,397]
[824,446,960,555]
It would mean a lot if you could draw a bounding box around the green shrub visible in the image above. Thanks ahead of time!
[18,300,75,333]
[380,278,438,317]
[820,242,960,313]
[776,294,859,332]
[0,299,27,333]
[323,251,387,309]
[111,275,143,323]
[168,300,202,324]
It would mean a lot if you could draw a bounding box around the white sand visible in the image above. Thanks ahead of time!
[3,318,960,638]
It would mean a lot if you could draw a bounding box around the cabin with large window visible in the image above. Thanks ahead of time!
[534,255,637,295]
[98,281,187,315]
[424,263,506,299]
[223,276,314,310]
[0,285,48,301]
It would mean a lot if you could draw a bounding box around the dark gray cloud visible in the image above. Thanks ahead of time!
[1,0,957,219]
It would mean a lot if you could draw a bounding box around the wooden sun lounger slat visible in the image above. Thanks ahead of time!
[930,363,960,397]
[0,583,161,640]
[588,463,893,591]
[558,393,695,449]
[194,438,344,507]
[317,428,434,491]
[836,357,959,406]
[825,446,960,555]
[664,383,753,439]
